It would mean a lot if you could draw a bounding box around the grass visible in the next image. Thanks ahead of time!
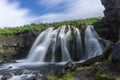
[48,66,90,80]
[0,17,101,36]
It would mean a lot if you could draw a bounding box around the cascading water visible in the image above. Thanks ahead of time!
[74,27,83,60]
[27,25,103,62]
[85,26,103,59]
[0,25,104,80]
[27,27,54,62]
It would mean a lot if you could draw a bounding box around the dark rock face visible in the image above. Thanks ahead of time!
[94,0,120,42]
[13,30,38,59]
[0,30,39,60]
[102,0,120,22]
[112,41,120,62]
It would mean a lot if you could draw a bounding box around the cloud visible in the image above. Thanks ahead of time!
[0,0,105,28]
[39,0,64,8]
[37,0,105,23]
[0,0,33,28]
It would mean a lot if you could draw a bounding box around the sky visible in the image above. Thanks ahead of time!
[0,0,104,28]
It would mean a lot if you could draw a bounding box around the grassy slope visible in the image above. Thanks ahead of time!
[0,17,101,36]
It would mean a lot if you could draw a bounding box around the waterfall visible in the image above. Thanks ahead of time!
[74,27,83,60]
[27,27,54,62]
[59,26,71,61]
[85,26,103,59]
[27,25,103,62]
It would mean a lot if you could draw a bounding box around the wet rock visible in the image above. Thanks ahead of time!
[0,53,15,64]
[34,73,44,80]
[55,61,76,77]
[112,41,120,62]
[63,61,76,71]
[77,55,103,67]
[1,72,14,80]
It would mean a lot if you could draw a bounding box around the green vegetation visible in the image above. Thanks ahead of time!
[0,17,101,36]
[0,49,4,54]
[102,45,113,61]
[48,61,120,80]
[48,71,74,80]
[95,71,116,80]
[48,67,89,80]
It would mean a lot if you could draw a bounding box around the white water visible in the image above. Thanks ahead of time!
[27,27,54,62]
[26,25,103,62]
[74,27,83,60]
[59,26,71,61]
[85,26,103,59]
[0,25,104,80]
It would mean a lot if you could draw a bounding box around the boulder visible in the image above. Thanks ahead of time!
[33,73,45,80]
[55,61,76,77]
[1,72,14,80]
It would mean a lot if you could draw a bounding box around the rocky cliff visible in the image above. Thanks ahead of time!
[0,30,38,59]
[94,0,120,42]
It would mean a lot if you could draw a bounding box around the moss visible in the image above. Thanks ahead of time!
[94,62,102,66]
[48,66,89,80]
[95,71,116,80]
[0,49,5,54]
[102,45,112,60]
[116,77,120,80]
[96,74,116,80]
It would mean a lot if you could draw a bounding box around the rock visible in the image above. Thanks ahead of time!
[55,61,76,77]
[13,30,38,59]
[101,0,120,21]
[63,61,76,71]
[1,72,14,80]
[0,53,15,64]
[0,30,39,60]
[112,41,120,62]
[34,73,43,80]
[32,73,46,80]
[77,55,103,67]
[93,0,120,42]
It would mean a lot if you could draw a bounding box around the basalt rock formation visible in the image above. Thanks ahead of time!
[94,0,120,42]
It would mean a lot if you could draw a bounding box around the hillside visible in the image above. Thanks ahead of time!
[0,17,101,36]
